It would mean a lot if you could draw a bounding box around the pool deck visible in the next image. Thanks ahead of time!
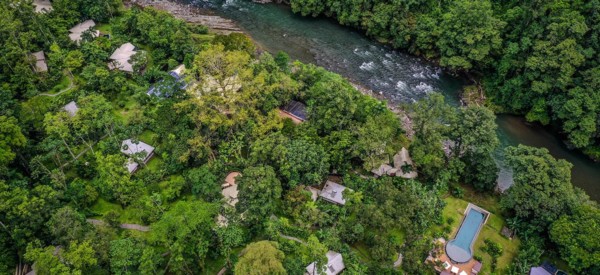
[425,238,482,274]
[434,254,480,274]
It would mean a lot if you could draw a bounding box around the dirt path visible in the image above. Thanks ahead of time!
[279,234,306,244]
[86,219,151,232]
[39,73,75,97]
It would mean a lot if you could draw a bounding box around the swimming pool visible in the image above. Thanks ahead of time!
[446,204,489,263]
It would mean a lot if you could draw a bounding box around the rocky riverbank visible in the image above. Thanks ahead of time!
[127,0,241,33]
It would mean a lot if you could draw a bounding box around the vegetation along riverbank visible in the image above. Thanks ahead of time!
[287,0,600,161]
[0,0,599,274]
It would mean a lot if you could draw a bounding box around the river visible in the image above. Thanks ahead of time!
[192,0,600,200]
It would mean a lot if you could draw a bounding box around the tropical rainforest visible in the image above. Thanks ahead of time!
[0,0,599,274]
[290,0,600,158]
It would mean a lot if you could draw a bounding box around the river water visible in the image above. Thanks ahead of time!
[194,0,600,200]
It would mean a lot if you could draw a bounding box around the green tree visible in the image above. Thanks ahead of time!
[450,106,499,191]
[25,240,98,275]
[353,113,401,170]
[236,166,282,227]
[184,166,221,202]
[302,235,328,275]
[190,44,251,103]
[550,205,600,273]
[482,239,503,271]
[410,93,453,179]
[251,134,330,188]
[0,181,60,249]
[437,0,505,70]
[65,50,84,76]
[0,116,26,166]
[150,200,217,273]
[109,238,143,275]
[290,0,325,17]
[44,111,77,162]
[95,153,142,206]
[47,207,89,246]
[213,33,256,55]
[234,241,286,275]
[215,224,244,267]
[501,145,576,232]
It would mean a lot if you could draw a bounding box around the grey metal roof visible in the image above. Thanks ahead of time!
[121,139,154,157]
[282,100,307,121]
[319,181,347,205]
[305,251,345,275]
[147,65,187,97]
[121,139,154,174]
[530,266,552,275]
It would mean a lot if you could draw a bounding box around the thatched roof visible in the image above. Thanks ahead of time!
[31,51,47,72]
[393,147,417,179]
[109,43,136,72]
[372,164,393,177]
[222,172,241,207]
[33,0,52,13]
[68,20,99,43]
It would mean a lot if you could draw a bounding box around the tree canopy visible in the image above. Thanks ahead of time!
[234,241,287,275]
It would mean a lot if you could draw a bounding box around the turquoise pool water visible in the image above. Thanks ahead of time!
[446,208,486,263]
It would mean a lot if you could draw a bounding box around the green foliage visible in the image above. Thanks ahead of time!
[287,0,600,155]
[215,224,245,266]
[0,181,60,249]
[363,179,443,236]
[6,2,598,273]
[234,241,287,275]
[236,166,282,227]
[452,106,499,191]
[482,239,503,271]
[25,240,98,275]
[185,166,221,201]
[410,93,452,179]
[47,207,89,246]
[251,134,330,188]
[437,0,505,70]
[213,33,256,55]
[95,153,142,206]
[505,237,543,275]
[302,235,328,274]
[109,238,143,275]
[550,205,600,273]
[501,145,576,233]
[150,200,217,272]
[111,7,197,67]
[0,116,26,166]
